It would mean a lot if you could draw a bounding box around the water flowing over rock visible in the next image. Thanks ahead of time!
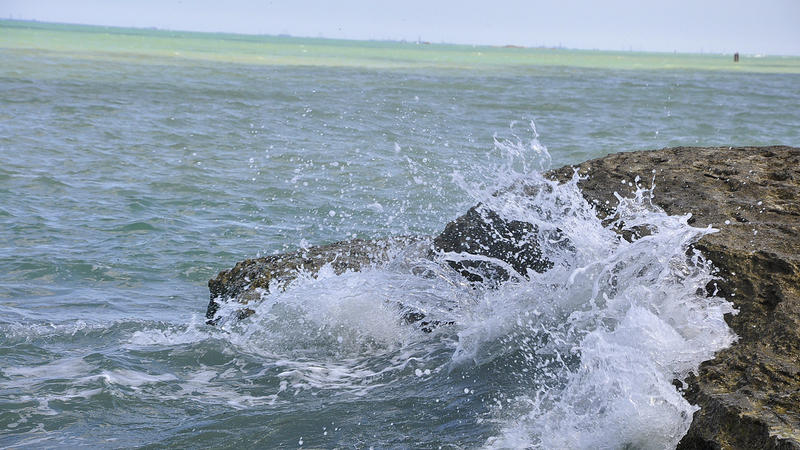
[206,236,425,324]
[206,145,799,448]
[548,146,800,449]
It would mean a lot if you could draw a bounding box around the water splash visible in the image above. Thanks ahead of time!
[202,124,736,447]
[475,175,736,448]
[445,126,737,447]
[0,125,737,447]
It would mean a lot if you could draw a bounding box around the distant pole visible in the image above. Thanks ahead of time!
[734,52,739,62]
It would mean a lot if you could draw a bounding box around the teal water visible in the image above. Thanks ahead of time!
[1,22,798,448]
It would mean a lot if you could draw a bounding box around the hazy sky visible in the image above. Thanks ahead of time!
[3,0,800,55]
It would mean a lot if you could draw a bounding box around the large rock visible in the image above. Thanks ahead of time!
[547,146,800,449]
[207,145,800,448]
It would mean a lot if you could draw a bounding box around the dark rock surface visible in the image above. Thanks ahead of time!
[548,146,800,449]
[207,145,799,448]
[433,204,553,283]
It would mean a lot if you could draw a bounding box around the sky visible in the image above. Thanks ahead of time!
[2,0,799,55]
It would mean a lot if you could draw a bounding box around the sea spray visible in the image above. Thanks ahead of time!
[2,31,797,446]
[474,175,737,448]
[203,126,737,447]
[450,129,736,447]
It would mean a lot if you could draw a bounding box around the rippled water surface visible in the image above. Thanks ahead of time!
[1,21,799,448]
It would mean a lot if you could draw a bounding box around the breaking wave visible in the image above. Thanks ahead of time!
[206,123,737,447]
[1,124,736,448]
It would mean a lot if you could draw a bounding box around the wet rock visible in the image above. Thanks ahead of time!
[432,204,553,283]
[548,146,800,449]
[205,236,425,324]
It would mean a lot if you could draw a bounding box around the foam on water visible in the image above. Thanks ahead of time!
[477,198,736,447]
[448,132,733,447]
[457,132,735,447]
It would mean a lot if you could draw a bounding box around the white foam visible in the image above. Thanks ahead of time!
[3,357,92,381]
[100,369,178,387]
[459,133,737,448]
[126,317,213,347]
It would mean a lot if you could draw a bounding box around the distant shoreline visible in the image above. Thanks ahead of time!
[2,18,796,59]
[3,19,799,74]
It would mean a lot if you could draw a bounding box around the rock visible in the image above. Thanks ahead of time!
[207,145,800,448]
[432,204,553,283]
[205,236,425,324]
[547,146,800,449]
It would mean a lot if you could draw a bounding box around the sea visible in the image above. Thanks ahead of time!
[1,20,799,448]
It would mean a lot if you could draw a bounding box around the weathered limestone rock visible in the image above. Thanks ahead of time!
[547,146,800,449]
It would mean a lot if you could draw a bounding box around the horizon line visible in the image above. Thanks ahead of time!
[3,18,793,58]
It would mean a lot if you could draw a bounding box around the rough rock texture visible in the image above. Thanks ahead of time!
[547,146,800,450]
[207,145,799,448]
[205,236,424,323]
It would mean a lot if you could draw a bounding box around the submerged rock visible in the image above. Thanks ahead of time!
[207,145,799,448]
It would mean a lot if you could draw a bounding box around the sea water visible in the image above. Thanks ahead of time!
[1,21,799,448]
